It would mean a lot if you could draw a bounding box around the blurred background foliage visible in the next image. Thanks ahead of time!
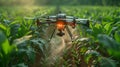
[0,0,120,6]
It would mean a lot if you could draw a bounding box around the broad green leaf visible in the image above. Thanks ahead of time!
[30,38,46,54]
[0,30,10,55]
[1,39,10,55]
[95,23,102,29]
[104,23,111,30]
[104,23,112,35]
[0,24,10,36]
[0,24,6,31]
[99,57,116,67]
[114,31,120,43]
[9,20,19,26]
[98,34,120,57]
[3,19,10,25]
[26,46,35,62]
[98,34,119,50]
[0,30,16,55]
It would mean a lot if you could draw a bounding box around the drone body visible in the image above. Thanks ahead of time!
[26,11,89,41]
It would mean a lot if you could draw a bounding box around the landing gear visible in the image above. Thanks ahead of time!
[57,30,65,36]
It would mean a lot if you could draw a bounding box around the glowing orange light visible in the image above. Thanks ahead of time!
[56,20,65,30]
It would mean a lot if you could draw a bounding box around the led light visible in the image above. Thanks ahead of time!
[56,20,65,30]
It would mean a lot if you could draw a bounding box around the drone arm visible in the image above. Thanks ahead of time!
[76,19,89,27]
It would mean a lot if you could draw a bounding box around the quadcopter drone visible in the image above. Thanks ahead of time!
[25,11,89,41]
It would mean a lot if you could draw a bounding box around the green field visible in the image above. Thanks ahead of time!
[0,6,120,67]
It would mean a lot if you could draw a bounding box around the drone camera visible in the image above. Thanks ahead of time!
[57,30,65,36]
